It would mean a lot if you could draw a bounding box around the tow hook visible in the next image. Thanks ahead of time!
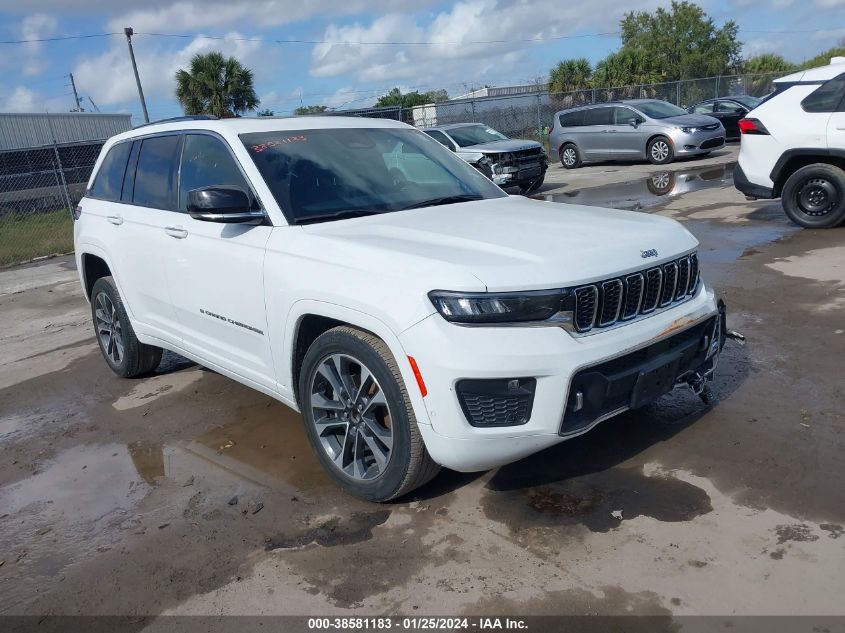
[686,300,744,405]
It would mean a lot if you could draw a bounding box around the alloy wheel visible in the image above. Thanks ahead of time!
[651,140,670,162]
[309,353,393,481]
[94,292,124,365]
[562,147,576,166]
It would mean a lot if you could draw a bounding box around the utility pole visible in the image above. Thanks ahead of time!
[124,27,150,123]
[88,96,100,112]
[68,73,83,112]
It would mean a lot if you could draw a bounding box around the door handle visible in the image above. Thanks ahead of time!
[106,215,123,226]
[164,225,188,239]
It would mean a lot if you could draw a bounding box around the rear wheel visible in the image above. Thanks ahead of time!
[781,164,845,228]
[299,326,440,502]
[647,136,674,165]
[560,144,581,169]
[91,276,162,378]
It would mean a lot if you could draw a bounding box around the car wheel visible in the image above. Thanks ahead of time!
[559,144,581,169]
[519,175,545,195]
[91,276,162,378]
[647,137,674,165]
[781,164,845,229]
[646,171,676,196]
[299,326,440,502]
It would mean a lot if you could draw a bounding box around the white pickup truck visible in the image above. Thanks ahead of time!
[74,115,727,501]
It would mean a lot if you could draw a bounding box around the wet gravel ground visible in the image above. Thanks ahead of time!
[1,157,844,618]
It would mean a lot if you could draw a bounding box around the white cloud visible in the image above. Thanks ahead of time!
[20,13,58,76]
[72,32,268,107]
[1,86,39,111]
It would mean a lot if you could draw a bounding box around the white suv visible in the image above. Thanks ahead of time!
[735,57,845,228]
[74,116,726,501]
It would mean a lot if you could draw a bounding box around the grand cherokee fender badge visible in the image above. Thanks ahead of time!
[200,309,264,335]
[640,248,659,259]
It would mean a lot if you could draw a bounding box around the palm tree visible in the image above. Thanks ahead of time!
[548,58,593,93]
[175,52,260,118]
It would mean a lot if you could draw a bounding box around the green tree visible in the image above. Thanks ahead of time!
[175,52,260,118]
[801,40,845,69]
[743,54,797,74]
[257,108,274,116]
[617,1,742,81]
[592,49,660,88]
[375,87,449,108]
[548,58,592,92]
[294,104,328,115]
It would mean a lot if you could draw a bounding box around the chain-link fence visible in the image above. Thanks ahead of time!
[0,141,103,267]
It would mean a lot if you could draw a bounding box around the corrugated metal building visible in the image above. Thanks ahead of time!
[1,112,132,215]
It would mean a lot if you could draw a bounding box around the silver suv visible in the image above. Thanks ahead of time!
[550,99,725,169]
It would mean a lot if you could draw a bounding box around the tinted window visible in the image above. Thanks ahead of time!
[559,110,584,127]
[633,101,688,119]
[612,107,639,124]
[179,134,251,211]
[802,73,845,113]
[583,107,613,126]
[89,141,131,201]
[716,101,743,113]
[733,95,761,109]
[424,130,454,149]
[693,102,715,114]
[132,135,182,209]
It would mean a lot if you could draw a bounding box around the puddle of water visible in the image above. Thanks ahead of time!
[539,163,735,211]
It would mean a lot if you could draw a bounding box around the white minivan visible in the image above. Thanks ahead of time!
[74,115,727,501]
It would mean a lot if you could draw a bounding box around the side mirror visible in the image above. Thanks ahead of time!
[187,186,264,223]
[628,118,639,127]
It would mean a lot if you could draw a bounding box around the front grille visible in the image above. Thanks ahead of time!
[700,137,724,149]
[456,378,536,427]
[700,123,720,131]
[572,253,699,334]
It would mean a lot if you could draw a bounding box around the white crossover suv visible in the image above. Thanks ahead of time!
[735,57,845,228]
[74,116,727,501]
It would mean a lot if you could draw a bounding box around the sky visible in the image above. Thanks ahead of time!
[0,0,843,124]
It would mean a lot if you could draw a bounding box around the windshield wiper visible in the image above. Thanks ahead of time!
[296,209,385,225]
[402,194,484,210]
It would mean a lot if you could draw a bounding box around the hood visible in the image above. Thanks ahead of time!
[660,113,722,127]
[459,139,543,154]
[301,196,698,292]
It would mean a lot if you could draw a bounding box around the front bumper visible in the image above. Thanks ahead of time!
[672,129,725,155]
[401,286,722,472]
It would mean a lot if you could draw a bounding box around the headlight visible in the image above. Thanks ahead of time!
[679,126,697,134]
[428,289,573,325]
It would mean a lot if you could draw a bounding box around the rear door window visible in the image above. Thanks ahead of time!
[89,141,131,201]
[801,73,845,113]
[179,134,252,211]
[583,107,613,126]
[693,102,715,114]
[132,135,182,210]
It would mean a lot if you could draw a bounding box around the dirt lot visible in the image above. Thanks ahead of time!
[1,147,844,620]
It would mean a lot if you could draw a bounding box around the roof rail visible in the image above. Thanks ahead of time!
[133,115,219,129]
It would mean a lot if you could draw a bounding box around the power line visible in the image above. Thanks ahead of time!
[0,33,120,44]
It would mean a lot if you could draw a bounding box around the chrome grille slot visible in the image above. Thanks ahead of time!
[574,286,598,332]
[676,257,690,299]
[622,273,644,319]
[570,253,698,335]
[660,262,678,307]
[599,279,623,326]
[642,268,662,313]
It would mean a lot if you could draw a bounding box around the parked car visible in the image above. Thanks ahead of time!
[74,115,727,502]
[551,99,726,168]
[687,96,762,139]
[734,57,845,228]
[422,123,547,193]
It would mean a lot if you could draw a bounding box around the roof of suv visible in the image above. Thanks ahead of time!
[110,115,410,144]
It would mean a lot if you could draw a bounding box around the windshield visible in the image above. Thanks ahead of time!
[241,128,505,224]
[445,125,508,147]
[634,101,689,119]
[732,95,762,109]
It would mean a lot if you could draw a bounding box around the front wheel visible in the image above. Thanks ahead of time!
[647,136,674,165]
[781,164,845,228]
[91,276,162,378]
[298,326,440,502]
[519,175,545,195]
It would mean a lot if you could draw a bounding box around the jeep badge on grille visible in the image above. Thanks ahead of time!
[641,249,659,259]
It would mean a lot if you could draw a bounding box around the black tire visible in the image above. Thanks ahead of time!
[781,164,845,229]
[646,171,676,196]
[559,144,581,169]
[647,136,674,165]
[90,276,162,378]
[298,326,440,502]
[518,175,545,195]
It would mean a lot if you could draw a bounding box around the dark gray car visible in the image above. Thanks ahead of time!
[423,123,548,193]
[550,99,725,169]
